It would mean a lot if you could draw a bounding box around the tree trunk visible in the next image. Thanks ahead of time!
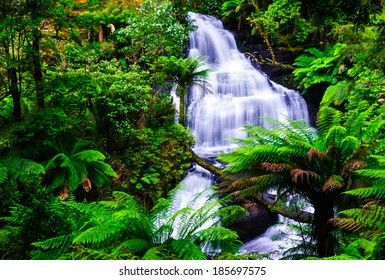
[313,197,335,257]
[178,87,186,126]
[190,149,313,224]
[32,30,44,109]
[8,67,21,122]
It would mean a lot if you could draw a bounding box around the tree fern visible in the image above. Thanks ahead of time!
[218,112,378,257]
[45,146,117,196]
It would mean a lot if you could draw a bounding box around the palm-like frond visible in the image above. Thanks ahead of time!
[45,147,117,196]
[171,239,207,260]
[321,80,353,107]
[33,186,242,260]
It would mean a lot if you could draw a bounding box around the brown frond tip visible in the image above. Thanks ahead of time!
[343,159,366,173]
[329,217,363,232]
[290,169,320,184]
[323,175,344,192]
[82,178,92,192]
[60,186,70,200]
[260,162,292,172]
[362,200,384,216]
[307,148,324,162]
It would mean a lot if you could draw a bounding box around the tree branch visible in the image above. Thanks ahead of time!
[190,149,313,224]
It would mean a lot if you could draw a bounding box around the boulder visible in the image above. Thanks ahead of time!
[230,197,279,242]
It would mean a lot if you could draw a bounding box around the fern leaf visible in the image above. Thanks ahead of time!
[73,150,105,162]
[73,224,120,245]
[321,81,352,107]
[324,125,347,147]
[0,167,7,183]
[316,107,342,137]
[171,239,206,260]
[291,169,321,185]
[51,168,66,188]
[32,233,74,250]
[142,247,164,260]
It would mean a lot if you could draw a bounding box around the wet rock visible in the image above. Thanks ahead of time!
[230,198,279,242]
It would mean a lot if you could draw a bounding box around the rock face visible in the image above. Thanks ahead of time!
[230,197,278,242]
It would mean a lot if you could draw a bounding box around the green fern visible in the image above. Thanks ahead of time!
[331,155,385,259]
[0,156,45,184]
[293,43,348,92]
[32,186,243,260]
[45,145,117,196]
[321,80,353,107]
[171,239,207,260]
[218,110,380,257]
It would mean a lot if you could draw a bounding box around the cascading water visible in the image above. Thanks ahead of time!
[173,13,309,257]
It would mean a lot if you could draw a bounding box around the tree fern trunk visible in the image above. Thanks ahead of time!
[313,197,335,257]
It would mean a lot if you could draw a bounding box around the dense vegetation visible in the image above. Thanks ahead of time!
[1,0,385,260]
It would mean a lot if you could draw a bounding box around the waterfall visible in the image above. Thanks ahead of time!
[173,13,309,257]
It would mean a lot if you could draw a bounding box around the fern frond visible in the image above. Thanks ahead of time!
[226,174,283,197]
[32,233,74,250]
[72,246,114,260]
[73,224,121,245]
[291,169,321,185]
[142,247,164,260]
[111,191,146,214]
[324,125,347,147]
[171,239,206,260]
[332,203,385,238]
[340,136,359,157]
[31,247,72,260]
[1,156,44,183]
[212,204,248,226]
[321,81,352,107]
[344,184,385,200]
[305,47,327,58]
[73,150,105,162]
[177,202,219,240]
[0,167,7,183]
[316,107,342,137]
[355,169,385,180]
[195,227,240,243]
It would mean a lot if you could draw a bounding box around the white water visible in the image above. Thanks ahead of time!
[174,13,310,257]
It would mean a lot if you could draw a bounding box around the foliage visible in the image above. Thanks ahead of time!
[156,55,210,126]
[0,182,81,259]
[327,155,385,260]
[44,139,117,199]
[115,0,189,69]
[116,126,194,206]
[254,0,316,46]
[293,43,349,92]
[31,185,246,260]
[0,156,45,219]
